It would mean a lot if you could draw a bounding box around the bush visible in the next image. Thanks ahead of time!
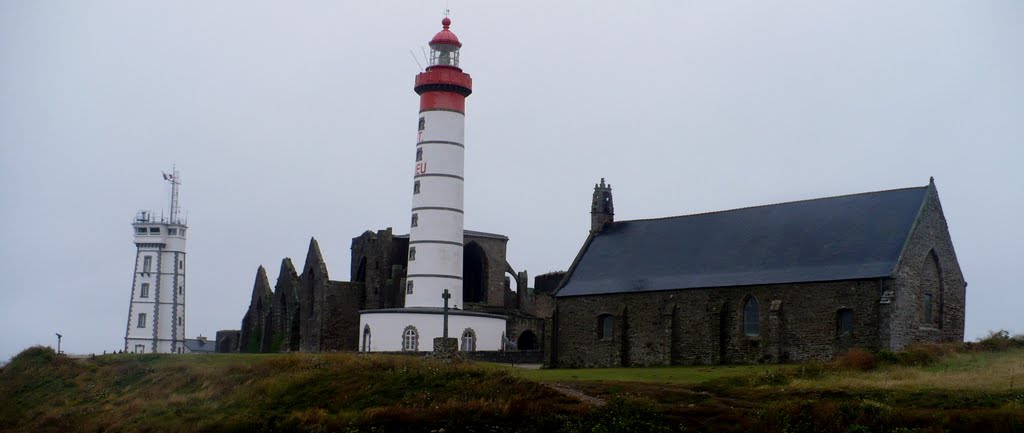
[835,348,877,371]
[975,330,1024,352]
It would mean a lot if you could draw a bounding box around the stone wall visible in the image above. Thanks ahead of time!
[463,233,513,308]
[215,330,240,353]
[553,279,886,368]
[351,229,408,310]
[323,281,366,351]
[239,266,273,353]
[887,182,967,349]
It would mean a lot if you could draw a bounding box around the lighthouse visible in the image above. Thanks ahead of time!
[124,168,188,354]
[358,17,506,352]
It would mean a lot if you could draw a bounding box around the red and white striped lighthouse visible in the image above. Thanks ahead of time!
[406,17,472,309]
[359,17,507,353]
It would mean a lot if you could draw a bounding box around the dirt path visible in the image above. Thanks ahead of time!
[546,383,606,406]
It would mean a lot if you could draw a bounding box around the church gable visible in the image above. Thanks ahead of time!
[557,185,930,297]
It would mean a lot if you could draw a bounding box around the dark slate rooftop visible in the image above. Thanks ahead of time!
[557,186,929,297]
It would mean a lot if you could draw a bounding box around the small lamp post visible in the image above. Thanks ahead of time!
[55,333,62,354]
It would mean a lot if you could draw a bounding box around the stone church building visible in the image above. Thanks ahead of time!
[216,230,557,354]
[549,177,966,367]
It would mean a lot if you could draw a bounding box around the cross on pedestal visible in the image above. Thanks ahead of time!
[442,289,451,339]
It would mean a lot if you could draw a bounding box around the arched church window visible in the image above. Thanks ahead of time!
[743,296,760,337]
[837,309,853,337]
[402,326,418,352]
[460,328,476,351]
[598,314,614,340]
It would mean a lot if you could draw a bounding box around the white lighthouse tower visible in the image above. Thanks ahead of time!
[359,17,506,352]
[124,168,188,354]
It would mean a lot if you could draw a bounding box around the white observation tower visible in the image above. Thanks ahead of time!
[124,168,188,354]
[359,17,506,352]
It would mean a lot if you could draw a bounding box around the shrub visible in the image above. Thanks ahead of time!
[976,330,1024,352]
[835,348,877,371]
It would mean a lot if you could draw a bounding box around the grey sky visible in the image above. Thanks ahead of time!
[1,1,1021,361]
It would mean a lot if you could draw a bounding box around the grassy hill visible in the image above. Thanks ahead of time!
[2,341,1023,433]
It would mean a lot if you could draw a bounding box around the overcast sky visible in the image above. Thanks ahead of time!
[1,1,1021,361]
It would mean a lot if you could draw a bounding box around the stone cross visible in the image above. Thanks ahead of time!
[442,289,451,339]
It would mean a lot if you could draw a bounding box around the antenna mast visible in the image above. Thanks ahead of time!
[164,166,182,224]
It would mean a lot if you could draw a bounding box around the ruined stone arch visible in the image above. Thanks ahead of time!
[517,329,538,351]
[463,242,488,303]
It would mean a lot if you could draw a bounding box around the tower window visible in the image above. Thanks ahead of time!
[169,228,178,236]
[413,180,421,194]
[135,227,146,235]
[406,280,414,294]
[409,247,416,261]
[178,317,183,326]
[143,256,152,273]
[140,283,150,298]
[178,286,183,296]
[416,148,423,161]
[411,213,418,227]
[149,227,160,234]
[137,313,147,328]
[743,296,760,337]
[418,117,425,131]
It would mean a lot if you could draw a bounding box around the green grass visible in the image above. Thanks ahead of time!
[3,346,1024,433]
[508,363,785,385]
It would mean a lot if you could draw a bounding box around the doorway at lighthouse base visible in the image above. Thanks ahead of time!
[358,308,507,352]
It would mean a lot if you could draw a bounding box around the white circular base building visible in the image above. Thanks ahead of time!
[358,308,506,352]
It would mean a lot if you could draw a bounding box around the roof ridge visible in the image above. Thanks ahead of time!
[616,185,929,225]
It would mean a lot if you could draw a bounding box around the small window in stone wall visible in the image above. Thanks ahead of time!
[409,247,416,261]
[140,283,149,298]
[837,309,853,337]
[411,213,418,227]
[137,313,147,328]
[598,314,614,340]
[416,148,423,161]
[743,296,760,337]
[414,180,421,194]
[406,280,414,295]
[923,294,933,323]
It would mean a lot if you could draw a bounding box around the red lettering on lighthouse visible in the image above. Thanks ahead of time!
[415,162,427,175]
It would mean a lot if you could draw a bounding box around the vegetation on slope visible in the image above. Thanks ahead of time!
[2,332,1023,433]
[0,348,598,433]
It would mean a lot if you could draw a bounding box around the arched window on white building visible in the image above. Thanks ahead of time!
[362,325,372,351]
[402,326,419,352]
[460,328,476,351]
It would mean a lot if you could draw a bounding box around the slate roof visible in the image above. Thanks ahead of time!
[184,338,217,353]
[556,186,929,297]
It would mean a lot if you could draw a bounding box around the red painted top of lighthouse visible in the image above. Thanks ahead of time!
[430,17,462,47]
